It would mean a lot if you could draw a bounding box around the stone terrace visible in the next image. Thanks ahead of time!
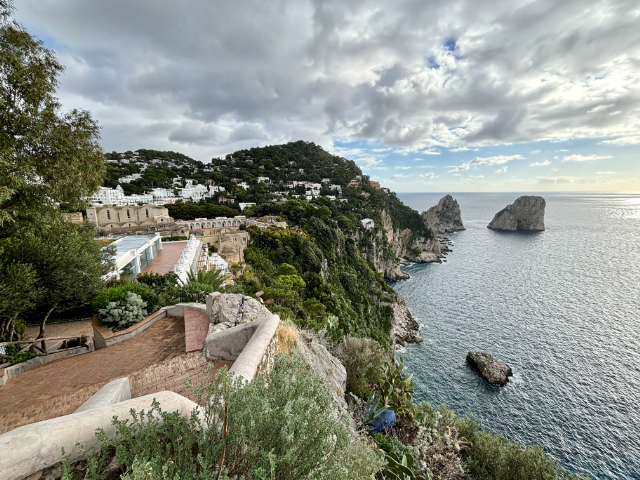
[0,315,225,435]
[140,241,187,275]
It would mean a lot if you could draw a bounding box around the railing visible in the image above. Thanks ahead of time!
[0,336,88,361]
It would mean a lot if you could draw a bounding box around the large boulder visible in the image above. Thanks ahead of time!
[422,195,465,234]
[295,331,348,412]
[466,352,513,385]
[209,293,272,325]
[487,196,546,231]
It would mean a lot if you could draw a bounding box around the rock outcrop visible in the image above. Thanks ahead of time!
[422,195,465,234]
[295,331,348,412]
[466,352,513,385]
[209,293,272,324]
[487,196,546,231]
[384,294,423,346]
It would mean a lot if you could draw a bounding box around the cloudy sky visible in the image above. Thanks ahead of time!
[15,0,640,192]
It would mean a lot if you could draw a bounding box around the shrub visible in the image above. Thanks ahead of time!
[332,336,389,398]
[92,283,158,315]
[98,291,147,330]
[68,353,383,479]
[135,272,179,294]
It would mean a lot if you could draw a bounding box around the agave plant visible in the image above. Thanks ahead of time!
[380,452,428,480]
[362,394,387,425]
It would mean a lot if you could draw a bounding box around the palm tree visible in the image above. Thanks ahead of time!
[186,268,225,292]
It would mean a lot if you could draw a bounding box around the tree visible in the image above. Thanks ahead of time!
[2,216,115,339]
[0,1,105,229]
[0,257,38,342]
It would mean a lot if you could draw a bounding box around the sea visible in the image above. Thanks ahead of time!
[392,192,640,480]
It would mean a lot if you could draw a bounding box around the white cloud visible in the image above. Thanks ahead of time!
[587,104,615,113]
[530,160,551,166]
[395,166,411,170]
[562,154,612,162]
[390,173,408,179]
[419,172,437,179]
[12,0,640,159]
[449,155,523,172]
[596,171,617,175]
[557,149,569,152]
[417,165,435,168]
[602,135,640,145]
[495,166,508,174]
[530,149,541,154]
[469,175,485,178]
[421,149,441,155]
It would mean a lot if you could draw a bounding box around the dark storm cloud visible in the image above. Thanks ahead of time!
[15,0,640,156]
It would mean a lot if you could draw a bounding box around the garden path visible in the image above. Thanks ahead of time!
[0,316,220,435]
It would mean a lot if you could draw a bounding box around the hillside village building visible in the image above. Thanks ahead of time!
[87,205,176,236]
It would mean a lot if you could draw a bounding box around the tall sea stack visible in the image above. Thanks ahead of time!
[487,195,546,231]
[422,195,465,234]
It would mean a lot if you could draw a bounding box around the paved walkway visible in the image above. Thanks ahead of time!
[0,316,186,434]
[140,242,187,275]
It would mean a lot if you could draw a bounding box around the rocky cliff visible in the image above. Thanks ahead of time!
[384,293,423,346]
[487,195,546,231]
[422,195,465,234]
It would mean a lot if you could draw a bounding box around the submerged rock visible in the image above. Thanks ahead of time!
[487,195,546,231]
[422,195,466,234]
[466,351,513,385]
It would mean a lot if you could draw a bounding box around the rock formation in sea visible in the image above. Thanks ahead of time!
[466,351,513,385]
[422,195,466,234]
[487,195,546,231]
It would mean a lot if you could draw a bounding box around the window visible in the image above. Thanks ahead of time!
[127,209,130,219]
[106,210,111,220]
[145,209,149,218]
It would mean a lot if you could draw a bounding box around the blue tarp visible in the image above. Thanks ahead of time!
[368,409,396,432]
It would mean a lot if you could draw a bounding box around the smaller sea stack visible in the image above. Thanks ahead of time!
[466,351,513,385]
[487,195,546,231]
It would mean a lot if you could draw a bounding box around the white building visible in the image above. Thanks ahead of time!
[237,182,250,189]
[329,184,342,193]
[210,185,226,193]
[179,184,210,201]
[151,188,175,198]
[321,178,330,183]
[118,173,142,184]
[257,176,270,184]
[239,202,256,211]
[126,194,154,205]
[209,253,229,273]
[110,233,162,279]
[91,186,126,206]
[361,218,375,229]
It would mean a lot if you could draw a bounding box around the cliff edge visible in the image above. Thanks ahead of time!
[422,195,465,234]
[487,195,546,231]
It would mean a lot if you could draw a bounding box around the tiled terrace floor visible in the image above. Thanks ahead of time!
[0,316,186,434]
[140,241,187,275]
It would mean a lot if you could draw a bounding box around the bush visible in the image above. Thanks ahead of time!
[98,291,147,330]
[92,283,158,315]
[135,272,179,294]
[453,413,587,480]
[333,336,389,398]
[69,353,383,479]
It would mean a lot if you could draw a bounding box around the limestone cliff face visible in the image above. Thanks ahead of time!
[487,195,546,231]
[384,293,423,346]
[360,209,445,281]
[422,195,465,234]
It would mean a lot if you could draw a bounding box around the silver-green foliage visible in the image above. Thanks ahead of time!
[67,352,383,479]
[98,291,147,329]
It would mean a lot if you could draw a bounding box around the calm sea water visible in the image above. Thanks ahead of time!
[392,193,640,480]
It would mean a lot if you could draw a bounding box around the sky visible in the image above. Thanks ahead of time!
[14,0,640,192]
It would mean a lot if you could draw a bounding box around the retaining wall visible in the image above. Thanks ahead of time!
[92,309,167,350]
